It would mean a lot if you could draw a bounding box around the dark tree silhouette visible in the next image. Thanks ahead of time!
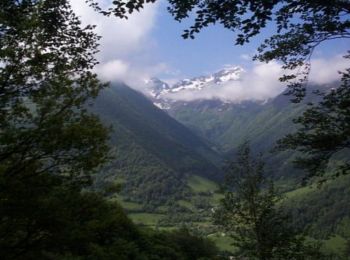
[215,143,321,259]
[278,63,350,181]
[0,1,110,256]
[0,0,109,182]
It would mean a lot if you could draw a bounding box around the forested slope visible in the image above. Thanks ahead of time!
[91,83,223,205]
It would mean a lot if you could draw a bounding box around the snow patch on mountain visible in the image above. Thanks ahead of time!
[144,77,170,98]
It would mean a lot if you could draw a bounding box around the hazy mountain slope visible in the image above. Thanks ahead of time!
[91,83,223,204]
[168,100,265,152]
[143,66,303,157]
[144,67,328,154]
[166,85,335,182]
[168,95,303,149]
[165,92,317,182]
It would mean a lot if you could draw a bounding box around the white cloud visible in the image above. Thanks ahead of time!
[95,59,176,90]
[164,62,286,103]
[309,55,349,85]
[70,0,168,84]
[132,62,181,90]
[69,1,348,99]
[163,55,349,103]
[240,54,251,61]
[71,0,158,62]
[94,59,129,82]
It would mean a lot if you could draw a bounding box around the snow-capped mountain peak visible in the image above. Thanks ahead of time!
[169,66,243,94]
[144,77,170,98]
[213,66,242,83]
[144,66,243,109]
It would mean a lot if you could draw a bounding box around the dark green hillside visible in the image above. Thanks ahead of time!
[91,83,223,205]
[167,93,316,182]
[168,100,262,152]
[168,85,338,183]
[169,95,306,154]
[284,175,350,239]
[168,85,330,154]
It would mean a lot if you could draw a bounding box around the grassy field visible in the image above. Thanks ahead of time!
[284,184,316,200]
[117,175,349,257]
[129,213,165,226]
[208,233,235,252]
[187,175,219,193]
[211,192,224,204]
[112,194,144,212]
[178,200,194,210]
[322,235,347,255]
[119,200,144,211]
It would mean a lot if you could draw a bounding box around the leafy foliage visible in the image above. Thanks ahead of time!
[215,143,320,259]
[0,173,219,259]
[0,2,221,259]
[0,174,139,259]
[0,0,109,184]
[0,1,111,257]
[278,63,350,181]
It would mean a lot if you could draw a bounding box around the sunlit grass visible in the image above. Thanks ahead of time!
[188,175,219,193]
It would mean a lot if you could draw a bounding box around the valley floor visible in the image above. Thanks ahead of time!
[114,174,350,257]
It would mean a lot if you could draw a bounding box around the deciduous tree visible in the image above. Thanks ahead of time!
[0,0,109,256]
[215,143,320,259]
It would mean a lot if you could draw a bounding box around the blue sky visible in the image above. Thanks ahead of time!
[151,2,349,78]
[72,0,349,99]
[151,3,270,77]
